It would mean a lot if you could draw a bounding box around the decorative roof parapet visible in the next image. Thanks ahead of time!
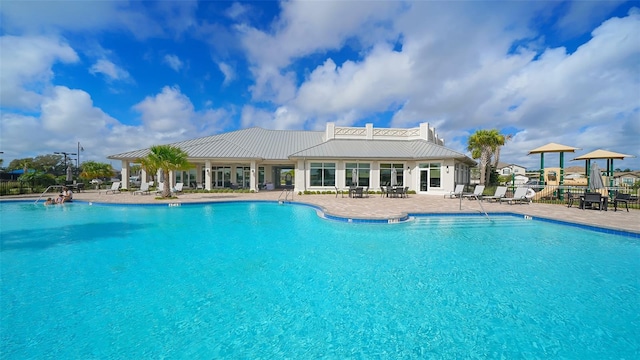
[325,122,444,146]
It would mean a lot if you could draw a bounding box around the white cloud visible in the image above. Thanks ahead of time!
[217,62,235,86]
[240,105,275,129]
[0,35,79,109]
[164,54,184,72]
[89,59,131,81]
[237,1,404,102]
[225,2,251,21]
[133,86,195,135]
[0,1,163,39]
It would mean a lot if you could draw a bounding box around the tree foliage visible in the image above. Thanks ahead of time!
[80,161,115,180]
[138,145,191,198]
[467,129,510,186]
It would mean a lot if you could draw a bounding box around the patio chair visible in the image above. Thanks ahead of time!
[445,184,465,199]
[173,182,184,193]
[155,182,164,195]
[580,192,603,211]
[613,192,631,212]
[463,185,485,200]
[483,186,507,202]
[133,182,150,195]
[104,181,121,194]
[566,191,577,208]
[499,187,529,205]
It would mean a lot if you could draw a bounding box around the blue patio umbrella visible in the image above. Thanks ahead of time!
[589,162,605,190]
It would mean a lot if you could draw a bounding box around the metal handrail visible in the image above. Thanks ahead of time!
[278,186,294,203]
[34,185,64,204]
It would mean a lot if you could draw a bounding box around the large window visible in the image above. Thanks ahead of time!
[310,162,335,187]
[419,163,442,188]
[345,163,370,186]
[429,163,441,188]
[176,169,197,187]
[380,163,404,186]
[236,166,250,188]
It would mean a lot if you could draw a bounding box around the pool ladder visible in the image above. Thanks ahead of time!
[278,186,294,203]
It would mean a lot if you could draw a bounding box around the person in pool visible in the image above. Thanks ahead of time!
[55,194,64,204]
[44,197,54,205]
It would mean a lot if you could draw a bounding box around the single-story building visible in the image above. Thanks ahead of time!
[108,122,476,195]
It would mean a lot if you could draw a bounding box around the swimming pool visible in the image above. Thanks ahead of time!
[1,201,638,358]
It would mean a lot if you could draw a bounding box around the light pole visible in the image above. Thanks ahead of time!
[54,151,77,176]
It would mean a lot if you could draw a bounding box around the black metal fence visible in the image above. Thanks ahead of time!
[504,185,639,209]
[0,179,87,197]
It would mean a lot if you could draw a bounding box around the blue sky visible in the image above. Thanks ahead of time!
[1,0,639,171]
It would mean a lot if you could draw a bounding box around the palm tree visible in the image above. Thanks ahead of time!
[492,133,513,173]
[139,145,191,198]
[467,129,509,185]
[80,161,115,181]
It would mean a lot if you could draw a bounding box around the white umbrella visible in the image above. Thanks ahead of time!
[589,162,605,190]
[66,165,73,182]
[391,168,397,187]
[351,168,358,186]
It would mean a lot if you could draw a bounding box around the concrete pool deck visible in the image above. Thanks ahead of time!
[9,189,637,234]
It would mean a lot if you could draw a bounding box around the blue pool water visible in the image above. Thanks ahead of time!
[1,201,638,358]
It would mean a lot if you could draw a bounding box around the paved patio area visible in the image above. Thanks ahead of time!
[13,189,635,234]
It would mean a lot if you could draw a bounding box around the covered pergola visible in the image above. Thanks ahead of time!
[572,149,635,188]
[527,143,580,186]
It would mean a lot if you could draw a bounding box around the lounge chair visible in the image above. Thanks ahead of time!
[445,184,465,199]
[500,187,530,205]
[483,186,507,202]
[104,181,121,194]
[133,182,150,195]
[155,182,164,195]
[174,182,184,193]
[463,185,485,200]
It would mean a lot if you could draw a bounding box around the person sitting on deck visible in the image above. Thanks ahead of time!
[62,186,73,203]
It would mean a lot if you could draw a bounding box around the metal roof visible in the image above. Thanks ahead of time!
[108,127,325,161]
[108,127,475,165]
[290,139,476,164]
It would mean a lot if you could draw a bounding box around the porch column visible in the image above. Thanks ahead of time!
[121,161,130,190]
[250,161,257,192]
[205,160,212,190]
